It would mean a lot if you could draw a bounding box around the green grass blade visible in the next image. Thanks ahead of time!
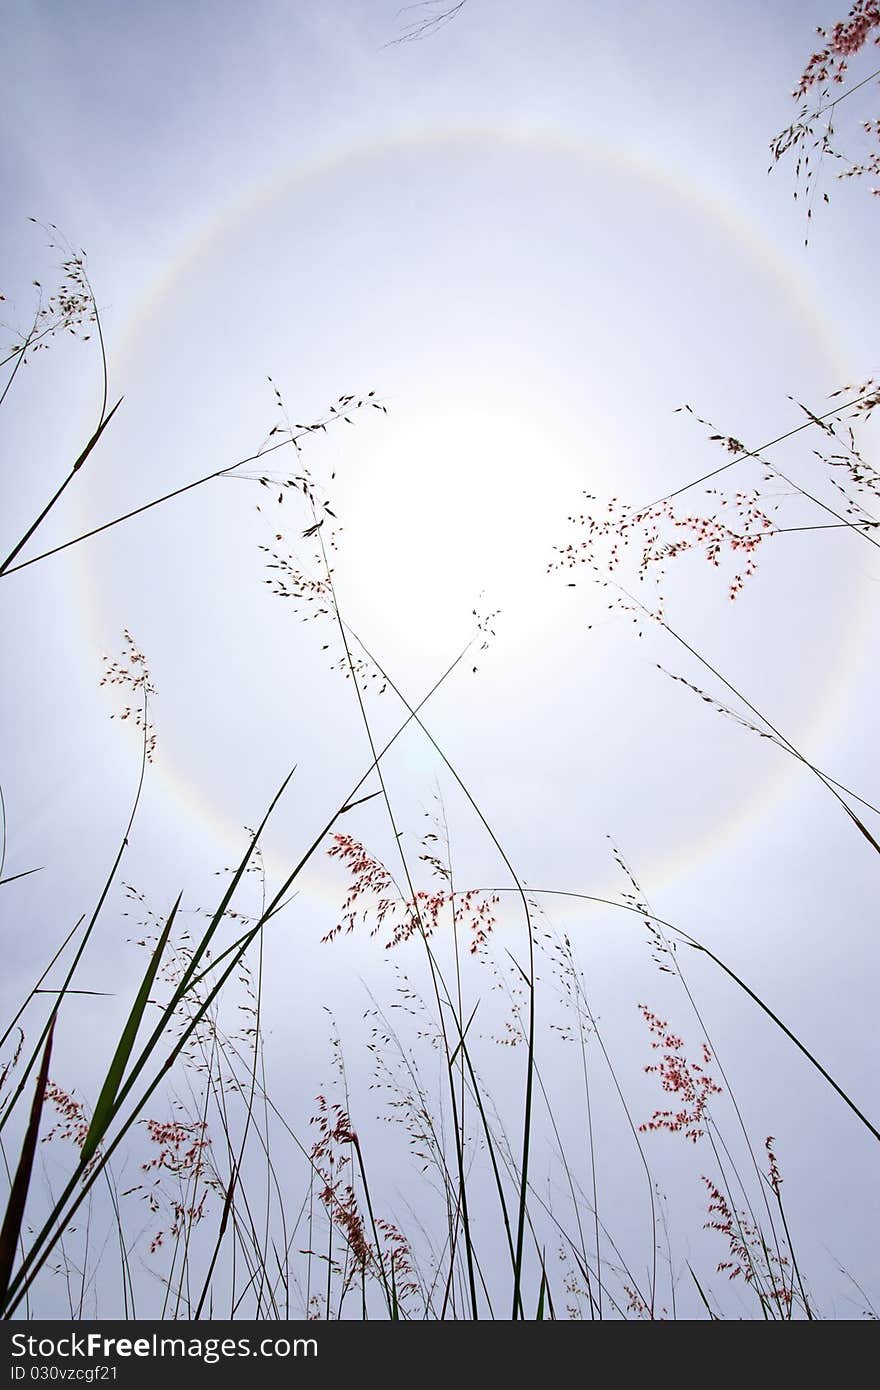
[0,397,123,577]
[0,1018,54,1304]
[107,769,295,1125]
[688,1262,717,1319]
[79,896,179,1166]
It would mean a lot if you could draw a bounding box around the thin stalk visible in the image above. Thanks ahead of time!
[342,621,537,1318]
[0,686,151,1135]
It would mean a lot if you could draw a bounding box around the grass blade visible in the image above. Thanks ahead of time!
[0,1019,54,1304]
[688,1262,717,1319]
[536,1268,547,1320]
[0,397,123,577]
[79,898,179,1166]
[0,868,42,888]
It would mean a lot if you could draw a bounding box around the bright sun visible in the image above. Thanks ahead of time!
[336,404,605,658]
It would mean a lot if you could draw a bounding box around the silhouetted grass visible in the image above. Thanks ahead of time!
[1,201,878,1322]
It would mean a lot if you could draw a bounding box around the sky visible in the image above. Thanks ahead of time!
[1,0,878,1318]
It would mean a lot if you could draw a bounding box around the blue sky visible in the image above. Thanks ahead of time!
[2,1,878,1317]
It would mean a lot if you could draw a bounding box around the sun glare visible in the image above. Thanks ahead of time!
[338,405,602,654]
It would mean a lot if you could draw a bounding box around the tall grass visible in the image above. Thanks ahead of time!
[0,209,878,1322]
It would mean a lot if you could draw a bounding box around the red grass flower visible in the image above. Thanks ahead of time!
[326,833,498,954]
[638,1005,722,1143]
